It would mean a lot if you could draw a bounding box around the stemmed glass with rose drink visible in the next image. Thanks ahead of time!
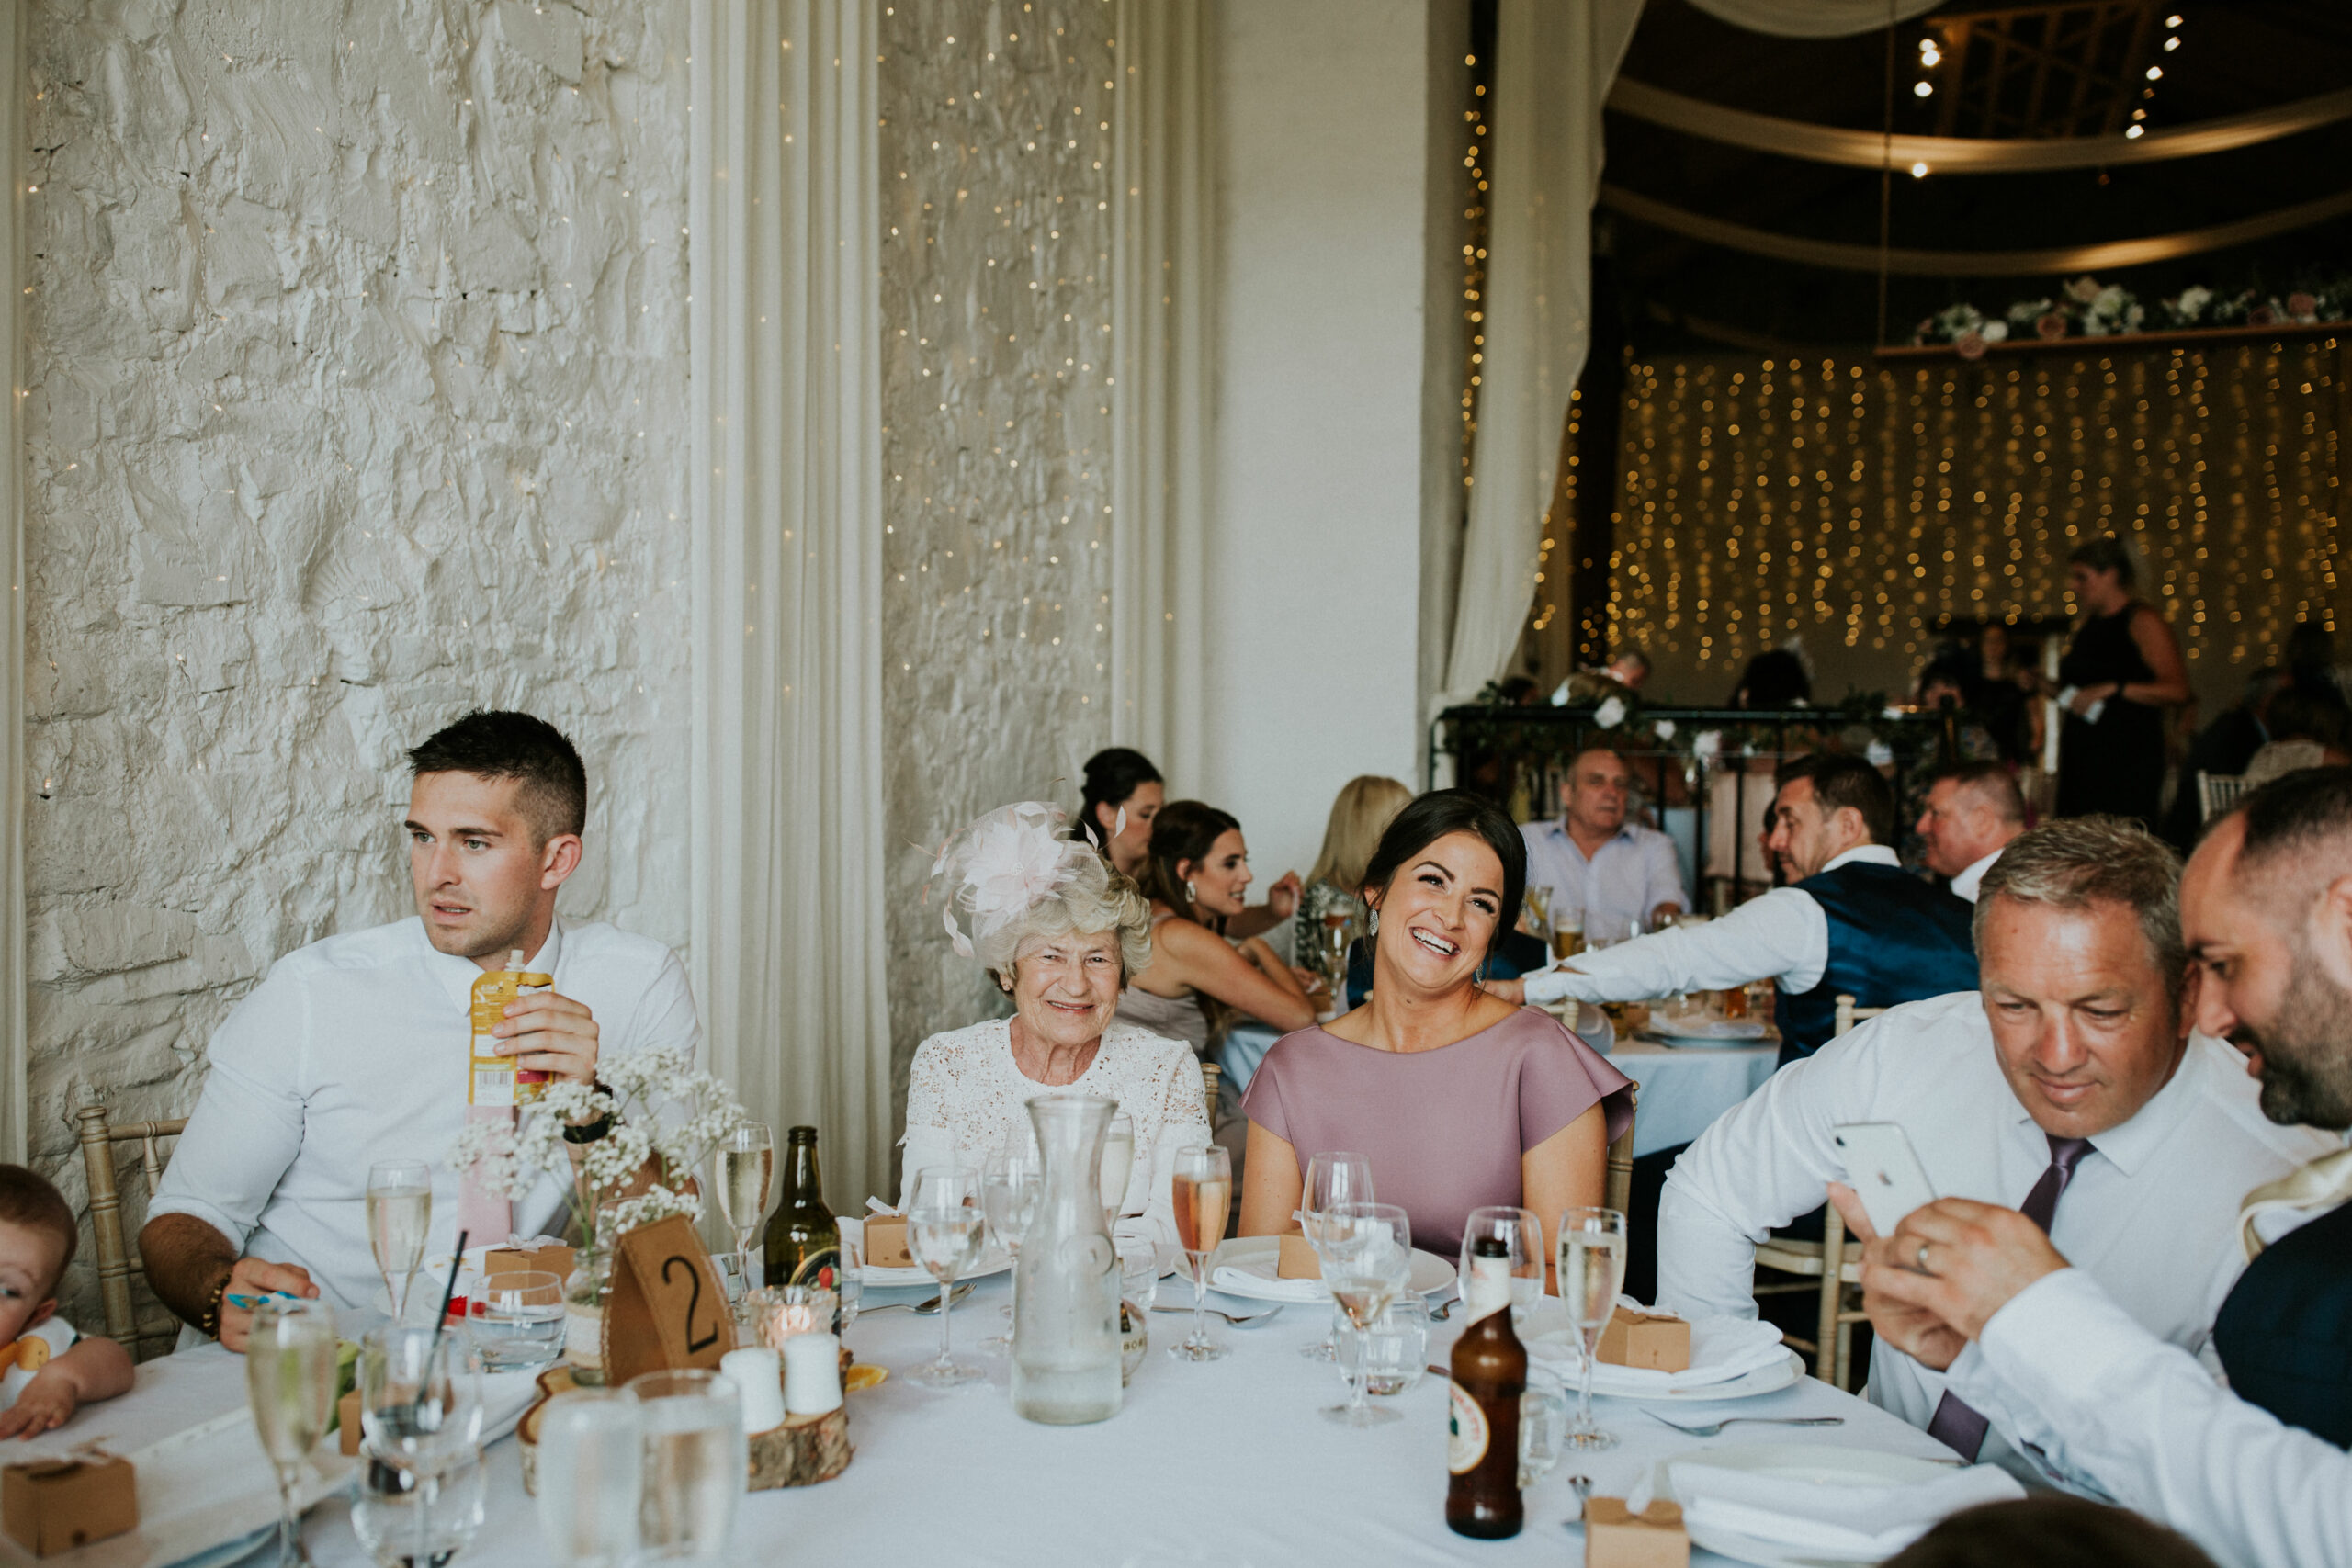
[1167,1145,1232,1363]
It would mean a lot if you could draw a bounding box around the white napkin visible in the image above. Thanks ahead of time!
[1667,1457,2023,1558]
[1209,1258,1327,1303]
[1532,1311,1788,1393]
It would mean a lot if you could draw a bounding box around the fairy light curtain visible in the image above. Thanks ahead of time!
[1604,338,2347,687]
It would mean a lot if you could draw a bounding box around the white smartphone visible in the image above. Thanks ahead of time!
[1831,1122,1939,1237]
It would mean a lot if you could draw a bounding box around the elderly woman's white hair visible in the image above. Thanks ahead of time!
[931,801,1154,980]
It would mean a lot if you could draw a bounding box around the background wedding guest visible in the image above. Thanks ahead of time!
[1916,761,2029,902]
[1076,747,1163,878]
[2045,536,2190,827]
[1124,800,1318,1176]
[902,802,1208,1256]
[1521,747,1690,936]
[142,712,698,1350]
[1657,816,2331,1488]
[2158,664,2285,850]
[2238,687,2352,789]
[0,1166,133,1438]
[1884,1497,2218,1568]
[1236,790,1631,1260]
[1972,623,2043,769]
[1730,646,1812,709]
[1297,774,1414,965]
[1832,768,2352,1567]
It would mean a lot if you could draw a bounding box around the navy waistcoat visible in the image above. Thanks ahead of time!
[1773,861,1978,1066]
[2211,1200,2352,1449]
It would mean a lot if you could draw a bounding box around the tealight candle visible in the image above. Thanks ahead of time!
[780,1332,842,1416]
[720,1347,786,1432]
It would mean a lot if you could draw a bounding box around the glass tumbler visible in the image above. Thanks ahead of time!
[627,1369,746,1562]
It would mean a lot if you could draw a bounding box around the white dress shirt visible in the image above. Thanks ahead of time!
[1655,992,2335,1489]
[1520,819,1690,936]
[1523,845,1899,1006]
[1949,848,2003,904]
[1948,1178,2351,1568]
[152,917,700,1314]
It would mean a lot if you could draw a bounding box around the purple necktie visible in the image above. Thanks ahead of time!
[1923,1134,2095,1460]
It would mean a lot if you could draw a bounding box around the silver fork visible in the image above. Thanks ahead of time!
[1645,1411,1845,1438]
[861,1283,974,1316]
[1149,1302,1284,1327]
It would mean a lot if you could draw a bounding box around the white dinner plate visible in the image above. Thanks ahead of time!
[860,1249,1013,1290]
[1201,1236,1457,1304]
[1528,1334,1805,1402]
[1653,1443,1966,1567]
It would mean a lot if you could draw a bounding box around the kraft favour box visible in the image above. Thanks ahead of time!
[1598,1305,1691,1372]
[862,1214,912,1269]
[1275,1233,1321,1280]
[1,1454,137,1557]
[486,1242,576,1281]
[1584,1497,1689,1568]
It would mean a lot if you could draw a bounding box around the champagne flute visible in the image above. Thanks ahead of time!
[1558,1206,1630,1451]
[1167,1145,1232,1363]
[713,1122,775,1294]
[366,1160,432,1325]
[246,1297,338,1567]
[1298,1151,1374,1361]
[980,1133,1043,1351]
[1309,1201,1412,1427]
[1461,1206,1544,1330]
[906,1166,987,1389]
[1098,1111,1136,1225]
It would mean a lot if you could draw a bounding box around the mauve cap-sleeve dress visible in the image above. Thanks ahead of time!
[1238,1007,1634,1251]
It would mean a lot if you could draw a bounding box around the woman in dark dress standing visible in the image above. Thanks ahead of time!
[2047,536,2190,826]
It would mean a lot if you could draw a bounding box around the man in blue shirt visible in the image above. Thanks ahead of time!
[1520,747,1690,941]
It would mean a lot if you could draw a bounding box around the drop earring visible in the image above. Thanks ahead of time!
[1185,881,1197,904]
[1368,908,1380,935]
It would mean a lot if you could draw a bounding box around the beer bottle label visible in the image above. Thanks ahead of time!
[790,1246,842,1292]
[1447,1382,1489,1474]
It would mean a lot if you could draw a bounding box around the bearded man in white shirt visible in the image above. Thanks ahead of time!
[1914,761,2028,904]
[142,711,698,1351]
[1519,747,1690,938]
[1656,815,2334,1490]
[1834,768,2352,1567]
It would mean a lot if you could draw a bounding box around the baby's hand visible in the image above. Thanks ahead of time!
[0,1370,77,1438]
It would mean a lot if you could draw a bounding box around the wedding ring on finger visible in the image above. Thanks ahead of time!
[1914,1239,1933,1274]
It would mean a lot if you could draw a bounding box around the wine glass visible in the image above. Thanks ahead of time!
[1461,1206,1544,1330]
[712,1122,775,1295]
[245,1297,338,1567]
[1167,1145,1233,1363]
[1558,1206,1630,1451]
[533,1389,641,1567]
[979,1133,1043,1351]
[1298,1151,1374,1361]
[367,1160,431,1325]
[1099,1111,1136,1224]
[906,1166,988,1389]
[1309,1201,1413,1427]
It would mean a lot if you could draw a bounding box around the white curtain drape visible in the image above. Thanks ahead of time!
[1109,0,1211,773]
[1684,0,1939,37]
[1442,0,1642,704]
[689,1,894,1206]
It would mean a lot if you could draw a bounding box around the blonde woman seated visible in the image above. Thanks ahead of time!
[1296,775,1415,976]
[1238,790,1633,1260]
[902,803,1212,1257]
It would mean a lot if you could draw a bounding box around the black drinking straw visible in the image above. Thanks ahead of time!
[411,1228,469,1425]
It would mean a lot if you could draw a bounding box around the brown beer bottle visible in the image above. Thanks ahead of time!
[762,1126,841,1313]
[1445,1236,1526,1539]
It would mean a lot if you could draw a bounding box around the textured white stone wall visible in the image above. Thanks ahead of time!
[876,1,1118,1112]
[22,0,692,1332]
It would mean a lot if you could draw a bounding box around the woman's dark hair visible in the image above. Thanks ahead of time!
[1883,1497,2216,1568]
[1730,649,1812,710]
[1076,748,1163,853]
[2068,534,2135,587]
[1133,800,1241,931]
[1359,790,1526,962]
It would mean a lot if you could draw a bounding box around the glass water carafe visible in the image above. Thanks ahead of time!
[1012,1093,1125,1424]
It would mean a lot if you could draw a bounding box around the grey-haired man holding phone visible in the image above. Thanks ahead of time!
[1654,816,2332,1489]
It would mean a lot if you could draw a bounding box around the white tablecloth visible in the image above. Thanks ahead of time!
[1607,1038,1777,1157]
[281,1274,1951,1567]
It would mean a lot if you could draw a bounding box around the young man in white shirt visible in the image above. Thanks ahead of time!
[1914,761,2027,903]
[1833,768,2352,1567]
[1657,814,2333,1489]
[142,712,699,1350]
[1499,753,1977,1064]
[1519,748,1689,939]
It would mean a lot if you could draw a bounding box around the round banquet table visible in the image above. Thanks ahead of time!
[295,1273,1951,1567]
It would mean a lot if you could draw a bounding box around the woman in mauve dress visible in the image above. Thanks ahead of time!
[1236,790,1632,1267]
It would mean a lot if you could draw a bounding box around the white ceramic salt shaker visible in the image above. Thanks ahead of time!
[780,1332,843,1416]
[720,1347,786,1432]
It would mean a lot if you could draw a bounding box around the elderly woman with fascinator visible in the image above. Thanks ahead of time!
[901,802,1213,1257]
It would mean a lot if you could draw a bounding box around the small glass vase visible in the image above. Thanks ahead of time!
[562,1246,615,1385]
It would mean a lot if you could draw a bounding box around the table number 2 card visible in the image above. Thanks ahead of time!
[604,1214,738,1385]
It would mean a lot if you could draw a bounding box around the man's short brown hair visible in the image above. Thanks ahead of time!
[407,710,588,846]
[1928,761,2028,826]
[0,1166,78,1298]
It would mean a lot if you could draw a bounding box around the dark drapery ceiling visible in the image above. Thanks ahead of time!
[1605,0,2352,350]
